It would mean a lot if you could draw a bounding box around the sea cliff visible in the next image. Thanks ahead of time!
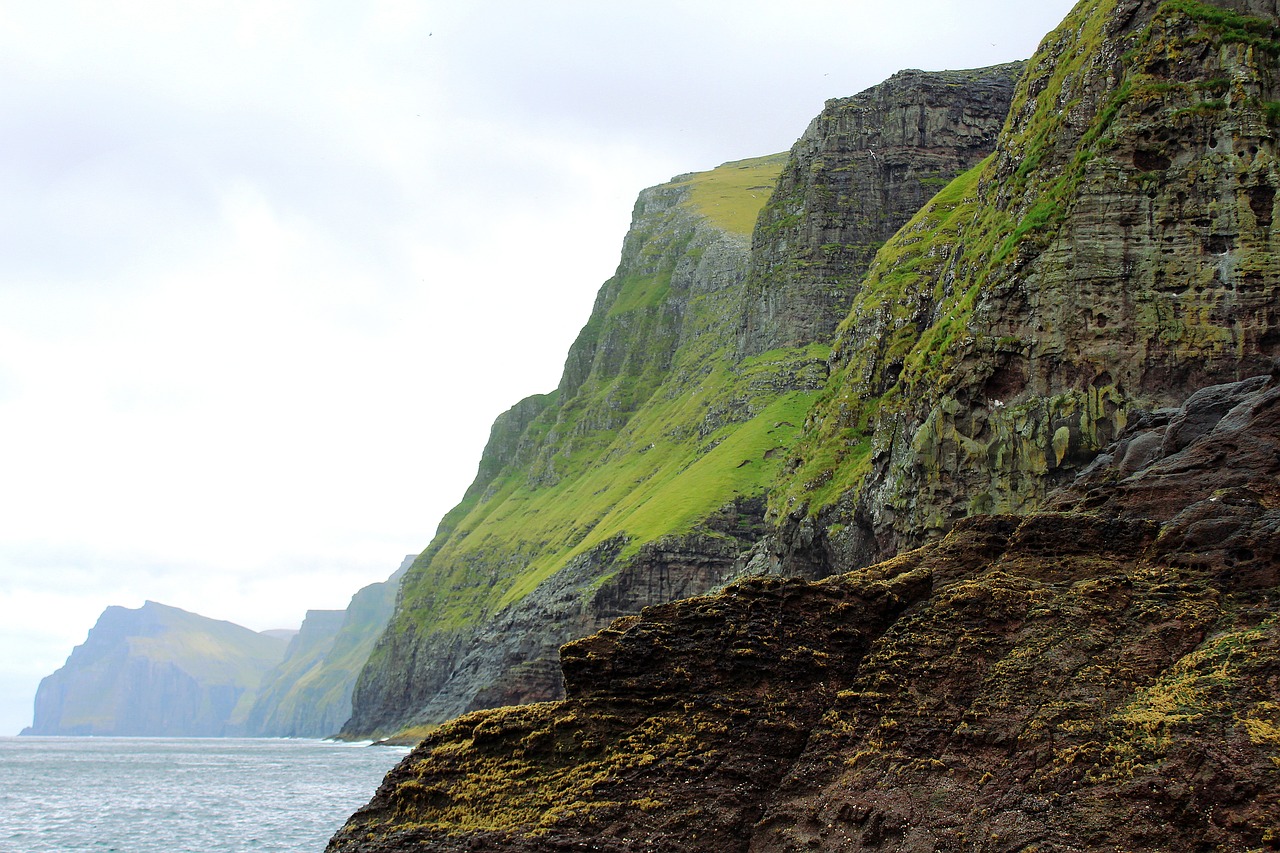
[329,0,1280,848]
[22,601,287,737]
[344,62,1024,739]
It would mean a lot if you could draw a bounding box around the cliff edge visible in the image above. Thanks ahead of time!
[327,369,1280,852]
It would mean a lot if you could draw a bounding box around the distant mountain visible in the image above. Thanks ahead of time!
[238,556,412,738]
[21,601,288,737]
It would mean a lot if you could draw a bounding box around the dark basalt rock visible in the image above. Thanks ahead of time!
[738,63,1024,357]
[778,0,1280,571]
[327,379,1280,852]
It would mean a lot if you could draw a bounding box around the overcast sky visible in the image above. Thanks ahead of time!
[0,0,1078,735]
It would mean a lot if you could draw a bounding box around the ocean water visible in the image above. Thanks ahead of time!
[0,737,411,853]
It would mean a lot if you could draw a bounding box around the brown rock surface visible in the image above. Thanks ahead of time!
[328,376,1280,852]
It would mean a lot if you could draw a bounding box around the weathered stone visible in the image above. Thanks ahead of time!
[328,374,1280,852]
[738,64,1024,357]
[329,495,1279,851]
[779,0,1280,570]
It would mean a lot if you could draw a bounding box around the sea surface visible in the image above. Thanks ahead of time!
[0,736,411,853]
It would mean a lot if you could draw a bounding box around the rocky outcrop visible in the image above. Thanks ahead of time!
[775,0,1280,570]
[344,66,1023,739]
[238,557,411,738]
[22,601,288,737]
[739,63,1024,357]
[326,1,1280,846]
[327,372,1280,852]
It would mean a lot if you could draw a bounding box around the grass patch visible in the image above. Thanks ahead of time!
[679,154,789,235]
[1161,0,1280,53]
[608,272,672,316]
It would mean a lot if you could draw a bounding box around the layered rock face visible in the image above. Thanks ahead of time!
[328,1,1280,847]
[344,66,1021,739]
[327,370,1280,852]
[775,0,1280,570]
[22,601,287,737]
[739,63,1024,356]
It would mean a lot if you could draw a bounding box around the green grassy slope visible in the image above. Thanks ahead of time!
[394,155,806,633]
[348,155,859,734]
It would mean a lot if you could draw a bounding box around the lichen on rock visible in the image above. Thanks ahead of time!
[328,368,1280,852]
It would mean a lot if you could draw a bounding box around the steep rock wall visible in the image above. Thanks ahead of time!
[775,0,1280,571]
[345,157,801,737]
[739,63,1024,356]
[327,371,1280,853]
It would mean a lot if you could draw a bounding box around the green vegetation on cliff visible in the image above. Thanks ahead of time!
[350,0,1280,738]
[392,156,800,631]
[347,64,1030,736]
[773,0,1280,558]
[330,0,1280,845]
[681,154,789,235]
[347,155,844,735]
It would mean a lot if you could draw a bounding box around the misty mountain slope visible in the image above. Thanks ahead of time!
[238,556,410,737]
[23,601,287,737]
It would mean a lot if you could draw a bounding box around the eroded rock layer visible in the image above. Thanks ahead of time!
[328,372,1279,852]
[739,63,1024,357]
